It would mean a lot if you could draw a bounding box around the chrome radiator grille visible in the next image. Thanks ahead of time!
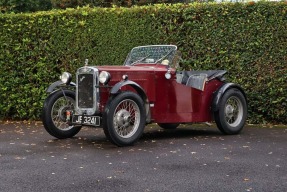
[76,67,99,115]
[78,74,94,108]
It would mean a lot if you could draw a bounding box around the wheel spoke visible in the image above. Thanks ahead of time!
[226,115,231,124]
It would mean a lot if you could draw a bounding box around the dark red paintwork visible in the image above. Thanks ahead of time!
[97,64,224,124]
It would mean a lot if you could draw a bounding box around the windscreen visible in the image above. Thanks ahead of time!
[124,45,177,66]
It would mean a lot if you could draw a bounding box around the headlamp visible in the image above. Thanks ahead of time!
[60,72,72,84]
[99,71,111,84]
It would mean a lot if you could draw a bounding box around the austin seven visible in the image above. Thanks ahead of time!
[42,45,247,146]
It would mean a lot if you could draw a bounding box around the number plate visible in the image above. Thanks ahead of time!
[72,115,101,126]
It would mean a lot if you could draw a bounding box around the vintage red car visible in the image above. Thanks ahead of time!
[42,45,247,146]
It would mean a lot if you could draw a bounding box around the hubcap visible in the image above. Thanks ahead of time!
[225,105,234,118]
[115,109,131,128]
[58,106,71,122]
[224,96,243,127]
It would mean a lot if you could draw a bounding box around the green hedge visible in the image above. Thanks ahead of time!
[0,2,286,124]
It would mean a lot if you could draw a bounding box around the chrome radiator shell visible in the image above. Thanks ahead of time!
[75,67,99,115]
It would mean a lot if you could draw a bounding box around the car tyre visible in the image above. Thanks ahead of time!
[103,91,146,146]
[42,90,81,139]
[214,88,247,135]
[158,123,179,129]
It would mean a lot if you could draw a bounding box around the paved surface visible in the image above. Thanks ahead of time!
[0,121,286,192]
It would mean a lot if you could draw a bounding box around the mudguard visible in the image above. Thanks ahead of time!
[46,80,76,93]
[110,80,147,102]
[110,80,151,123]
[212,83,247,112]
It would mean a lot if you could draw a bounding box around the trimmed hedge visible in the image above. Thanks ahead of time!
[0,2,286,124]
[0,6,161,119]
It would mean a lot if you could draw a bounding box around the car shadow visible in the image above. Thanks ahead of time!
[46,125,223,148]
[141,126,222,141]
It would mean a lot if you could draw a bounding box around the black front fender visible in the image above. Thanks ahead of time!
[46,80,76,93]
[110,80,147,102]
[212,83,247,111]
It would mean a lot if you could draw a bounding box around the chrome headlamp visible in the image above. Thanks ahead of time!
[60,72,72,85]
[99,71,111,84]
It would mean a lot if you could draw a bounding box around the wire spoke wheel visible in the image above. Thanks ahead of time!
[42,90,82,139]
[214,88,247,135]
[103,91,146,146]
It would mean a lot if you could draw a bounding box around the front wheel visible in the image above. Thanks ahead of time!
[214,88,247,135]
[103,92,146,147]
[42,90,81,139]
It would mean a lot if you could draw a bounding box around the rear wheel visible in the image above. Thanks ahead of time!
[214,88,247,134]
[103,92,146,146]
[158,123,179,129]
[42,90,81,139]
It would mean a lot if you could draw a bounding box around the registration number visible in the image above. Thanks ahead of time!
[72,115,101,126]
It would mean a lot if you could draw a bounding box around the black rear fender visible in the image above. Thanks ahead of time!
[212,83,247,112]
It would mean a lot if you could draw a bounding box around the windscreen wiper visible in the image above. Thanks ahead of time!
[154,49,175,64]
[130,55,150,65]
